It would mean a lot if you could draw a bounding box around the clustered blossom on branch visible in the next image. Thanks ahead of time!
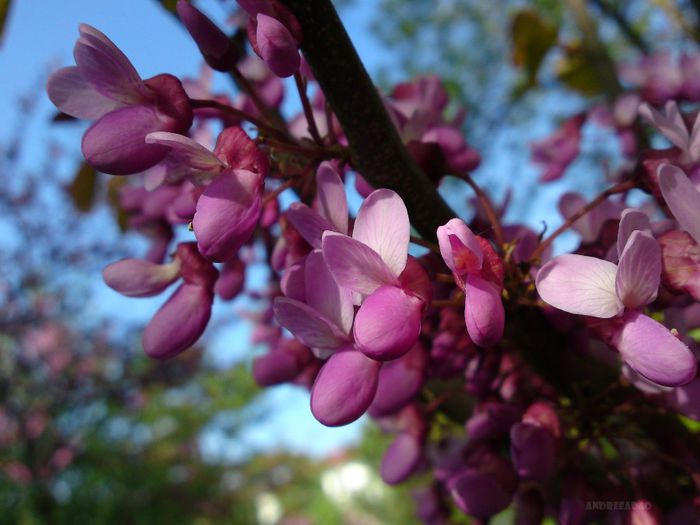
[46,1,700,523]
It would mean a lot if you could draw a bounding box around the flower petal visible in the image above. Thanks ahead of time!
[464,274,504,347]
[437,218,483,277]
[658,163,700,245]
[142,284,213,359]
[273,297,346,350]
[612,310,697,386]
[47,66,124,120]
[287,203,335,248]
[103,258,180,297]
[82,104,175,174]
[315,162,348,234]
[305,250,354,336]
[536,254,623,318]
[310,351,381,426]
[322,232,399,295]
[192,169,263,262]
[74,24,148,104]
[615,230,661,308]
[369,343,426,417]
[380,433,422,485]
[255,13,300,78]
[145,131,223,176]
[616,208,652,259]
[639,101,690,152]
[352,189,410,277]
[353,285,423,360]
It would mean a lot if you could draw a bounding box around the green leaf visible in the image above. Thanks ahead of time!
[510,9,558,87]
[67,161,98,212]
[678,414,700,433]
[0,0,12,46]
[556,44,604,96]
[153,0,179,18]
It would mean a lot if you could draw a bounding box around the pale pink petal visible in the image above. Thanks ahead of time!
[47,66,124,120]
[639,101,690,152]
[559,193,622,243]
[615,231,661,308]
[305,250,354,336]
[616,208,652,259]
[658,163,700,245]
[464,274,504,347]
[352,189,410,276]
[75,24,148,104]
[273,297,346,350]
[322,232,399,295]
[612,310,697,386]
[353,285,423,360]
[287,203,335,248]
[103,258,180,297]
[145,131,223,173]
[310,351,381,426]
[315,162,348,234]
[536,254,622,318]
[280,262,305,301]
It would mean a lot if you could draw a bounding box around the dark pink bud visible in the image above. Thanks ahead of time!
[176,242,219,288]
[448,459,516,519]
[514,487,545,525]
[380,432,423,485]
[213,126,269,176]
[142,283,214,359]
[369,343,426,417]
[177,1,240,72]
[465,402,521,440]
[254,13,300,78]
[510,422,556,480]
[252,340,312,386]
[464,273,504,347]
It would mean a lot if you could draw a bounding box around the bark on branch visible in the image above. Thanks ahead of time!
[278,0,454,241]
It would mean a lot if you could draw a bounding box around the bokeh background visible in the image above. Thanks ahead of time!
[0,1,694,523]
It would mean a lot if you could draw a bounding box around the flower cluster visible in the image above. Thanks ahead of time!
[47,4,700,523]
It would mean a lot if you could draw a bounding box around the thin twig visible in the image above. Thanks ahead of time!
[294,72,324,145]
[190,98,287,140]
[529,179,635,261]
[450,172,504,248]
[410,235,440,253]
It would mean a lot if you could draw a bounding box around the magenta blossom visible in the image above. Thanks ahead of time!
[237,0,302,78]
[47,25,192,174]
[103,242,218,359]
[437,218,505,347]
[536,212,696,386]
[322,189,428,360]
[146,127,268,262]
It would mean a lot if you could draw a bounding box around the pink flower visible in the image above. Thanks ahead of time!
[47,25,192,174]
[437,218,505,347]
[103,242,218,359]
[536,214,696,386]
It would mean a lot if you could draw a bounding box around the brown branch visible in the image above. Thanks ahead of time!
[278,0,455,241]
[529,179,634,261]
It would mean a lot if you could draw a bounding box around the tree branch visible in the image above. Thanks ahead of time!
[278,0,455,241]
